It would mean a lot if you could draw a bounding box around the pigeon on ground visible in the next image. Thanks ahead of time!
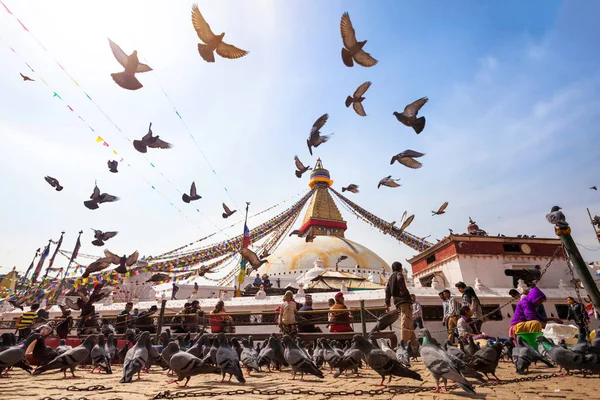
[105,334,117,363]
[107,160,118,173]
[537,336,584,376]
[84,181,119,210]
[419,330,476,394]
[464,337,481,357]
[345,81,371,116]
[469,342,503,381]
[307,114,333,156]
[108,38,151,90]
[545,206,569,228]
[512,336,552,374]
[369,309,399,335]
[20,73,34,81]
[332,340,363,378]
[91,335,112,374]
[239,247,268,270]
[258,337,276,371]
[44,176,63,191]
[56,339,72,356]
[133,123,172,153]
[169,350,220,387]
[161,341,180,368]
[294,156,312,178]
[340,12,377,68]
[222,203,237,218]
[393,97,428,134]
[281,335,323,380]
[216,333,245,383]
[240,338,260,373]
[121,331,150,383]
[377,339,397,361]
[0,334,38,375]
[431,201,449,216]
[397,215,415,234]
[443,341,471,364]
[341,184,359,194]
[182,182,202,203]
[191,4,248,63]
[103,249,139,274]
[353,335,422,386]
[378,176,401,189]
[33,335,96,378]
[395,340,410,367]
[390,150,425,169]
[91,229,118,247]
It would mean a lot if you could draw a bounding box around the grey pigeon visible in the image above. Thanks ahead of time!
[33,335,96,378]
[443,341,471,364]
[464,337,480,356]
[469,342,503,381]
[240,338,260,373]
[182,182,202,203]
[162,341,181,366]
[377,175,401,189]
[84,181,120,210]
[377,339,397,361]
[133,122,172,153]
[121,331,150,383]
[294,156,312,178]
[370,309,399,335]
[108,38,152,90]
[169,351,220,387]
[537,336,584,376]
[281,335,323,380]
[545,205,569,228]
[345,81,371,116]
[512,336,552,374]
[419,330,476,394]
[341,184,359,194]
[393,97,428,134]
[0,334,38,375]
[215,332,245,383]
[333,340,364,378]
[258,337,275,371]
[340,12,377,68]
[395,340,410,367]
[56,339,72,356]
[307,114,334,156]
[353,335,422,386]
[91,334,112,374]
[390,150,425,169]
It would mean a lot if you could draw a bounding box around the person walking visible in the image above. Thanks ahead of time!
[567,296,589,337]
[411,294,423,329]
[455,282,484,333]
[278,291,298,336]
[385,262,417,346]
[441,289,461,343]
[171,282,180,300]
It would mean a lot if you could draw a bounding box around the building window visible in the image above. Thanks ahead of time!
[422,305,444,321]
[503,244,521,253]
[482,305,503,321]
[426,254,436,264]
[555,304,570,319]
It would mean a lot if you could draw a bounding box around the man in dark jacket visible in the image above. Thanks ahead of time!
[385,261,417,346]
[567,296,589,336]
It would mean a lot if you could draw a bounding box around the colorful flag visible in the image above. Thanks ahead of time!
[242,223,251,248]
[70,236,81,263]
[31,243,50,283]
[47,233,63,269]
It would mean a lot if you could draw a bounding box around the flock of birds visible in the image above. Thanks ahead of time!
[3,326,600,393]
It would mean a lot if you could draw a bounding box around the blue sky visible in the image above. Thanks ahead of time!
[1,0,599,280]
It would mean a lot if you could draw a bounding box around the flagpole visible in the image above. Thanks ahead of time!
[236,202,250,297]
[63,230,83,279]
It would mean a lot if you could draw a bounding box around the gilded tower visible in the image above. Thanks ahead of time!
[299,159,347,238]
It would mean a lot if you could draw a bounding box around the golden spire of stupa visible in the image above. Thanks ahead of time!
[300,159,347,238]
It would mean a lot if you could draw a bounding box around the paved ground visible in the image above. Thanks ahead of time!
[0,361,596,400]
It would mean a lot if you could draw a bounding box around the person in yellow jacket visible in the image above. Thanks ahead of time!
[16,303,39,340]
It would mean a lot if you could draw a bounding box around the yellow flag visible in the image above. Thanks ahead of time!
[95,136,104,143]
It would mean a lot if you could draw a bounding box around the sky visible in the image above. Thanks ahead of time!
[1,0,599,281]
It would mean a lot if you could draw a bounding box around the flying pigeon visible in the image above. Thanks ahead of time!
[393,97,429,134]
[340,12,377,68]
[182,182,202,203]
[147,273,170,283]
[20,73,34,82]
[591,186,598,190]
[378,176,401,189]
[432,201,449,216]
[239,247,268,271]
[81,257,111,278]
[91,229,118,247]
[294,155,312,178]
[121,331,150,383]
[345,81,371,116]
[44,176,63,191]
[305,233,316,243]
[390,150,425,169]
[104,249,139,274]
[307,113,333,156]
[133,123,172,153]
[107,160,118,173]
[33,335,96,378]
[545,205,569,228]
[84,181,119,210]
[222,203,237,218]
[398,214,415,234]
[108,38,152,90]
[191,4,248,63]
[342,184,359,193]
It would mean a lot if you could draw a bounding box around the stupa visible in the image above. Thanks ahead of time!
[257,159,390,287]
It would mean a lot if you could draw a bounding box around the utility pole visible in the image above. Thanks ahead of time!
[548,208,600,317]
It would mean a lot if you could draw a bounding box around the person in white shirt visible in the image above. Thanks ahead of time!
[411,294,423,329]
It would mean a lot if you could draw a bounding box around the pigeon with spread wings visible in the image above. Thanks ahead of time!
[294,156,312,178]
[182,182,202,203]
[222,203,237,218]
[391,150,425,169]
[398,215,415,234]
[307,114,333,156]
[393,97,429,134]
[108,38,152,90]
[104,249,139,274]
[378,176,401,189]
[432,202,449,216]
[345,81,371,116]
[239,247,268,273]
[20,73,34,82]
[84,182,119,210]
[340,13,377,68]
[44,176,63,191]
[91,229,118,247]
[82,257,113,278]
[191,4,248,63]
[133,123,172,153]
[342,184,359,194]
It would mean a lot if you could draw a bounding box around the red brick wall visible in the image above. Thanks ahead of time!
[411,243,457,275]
